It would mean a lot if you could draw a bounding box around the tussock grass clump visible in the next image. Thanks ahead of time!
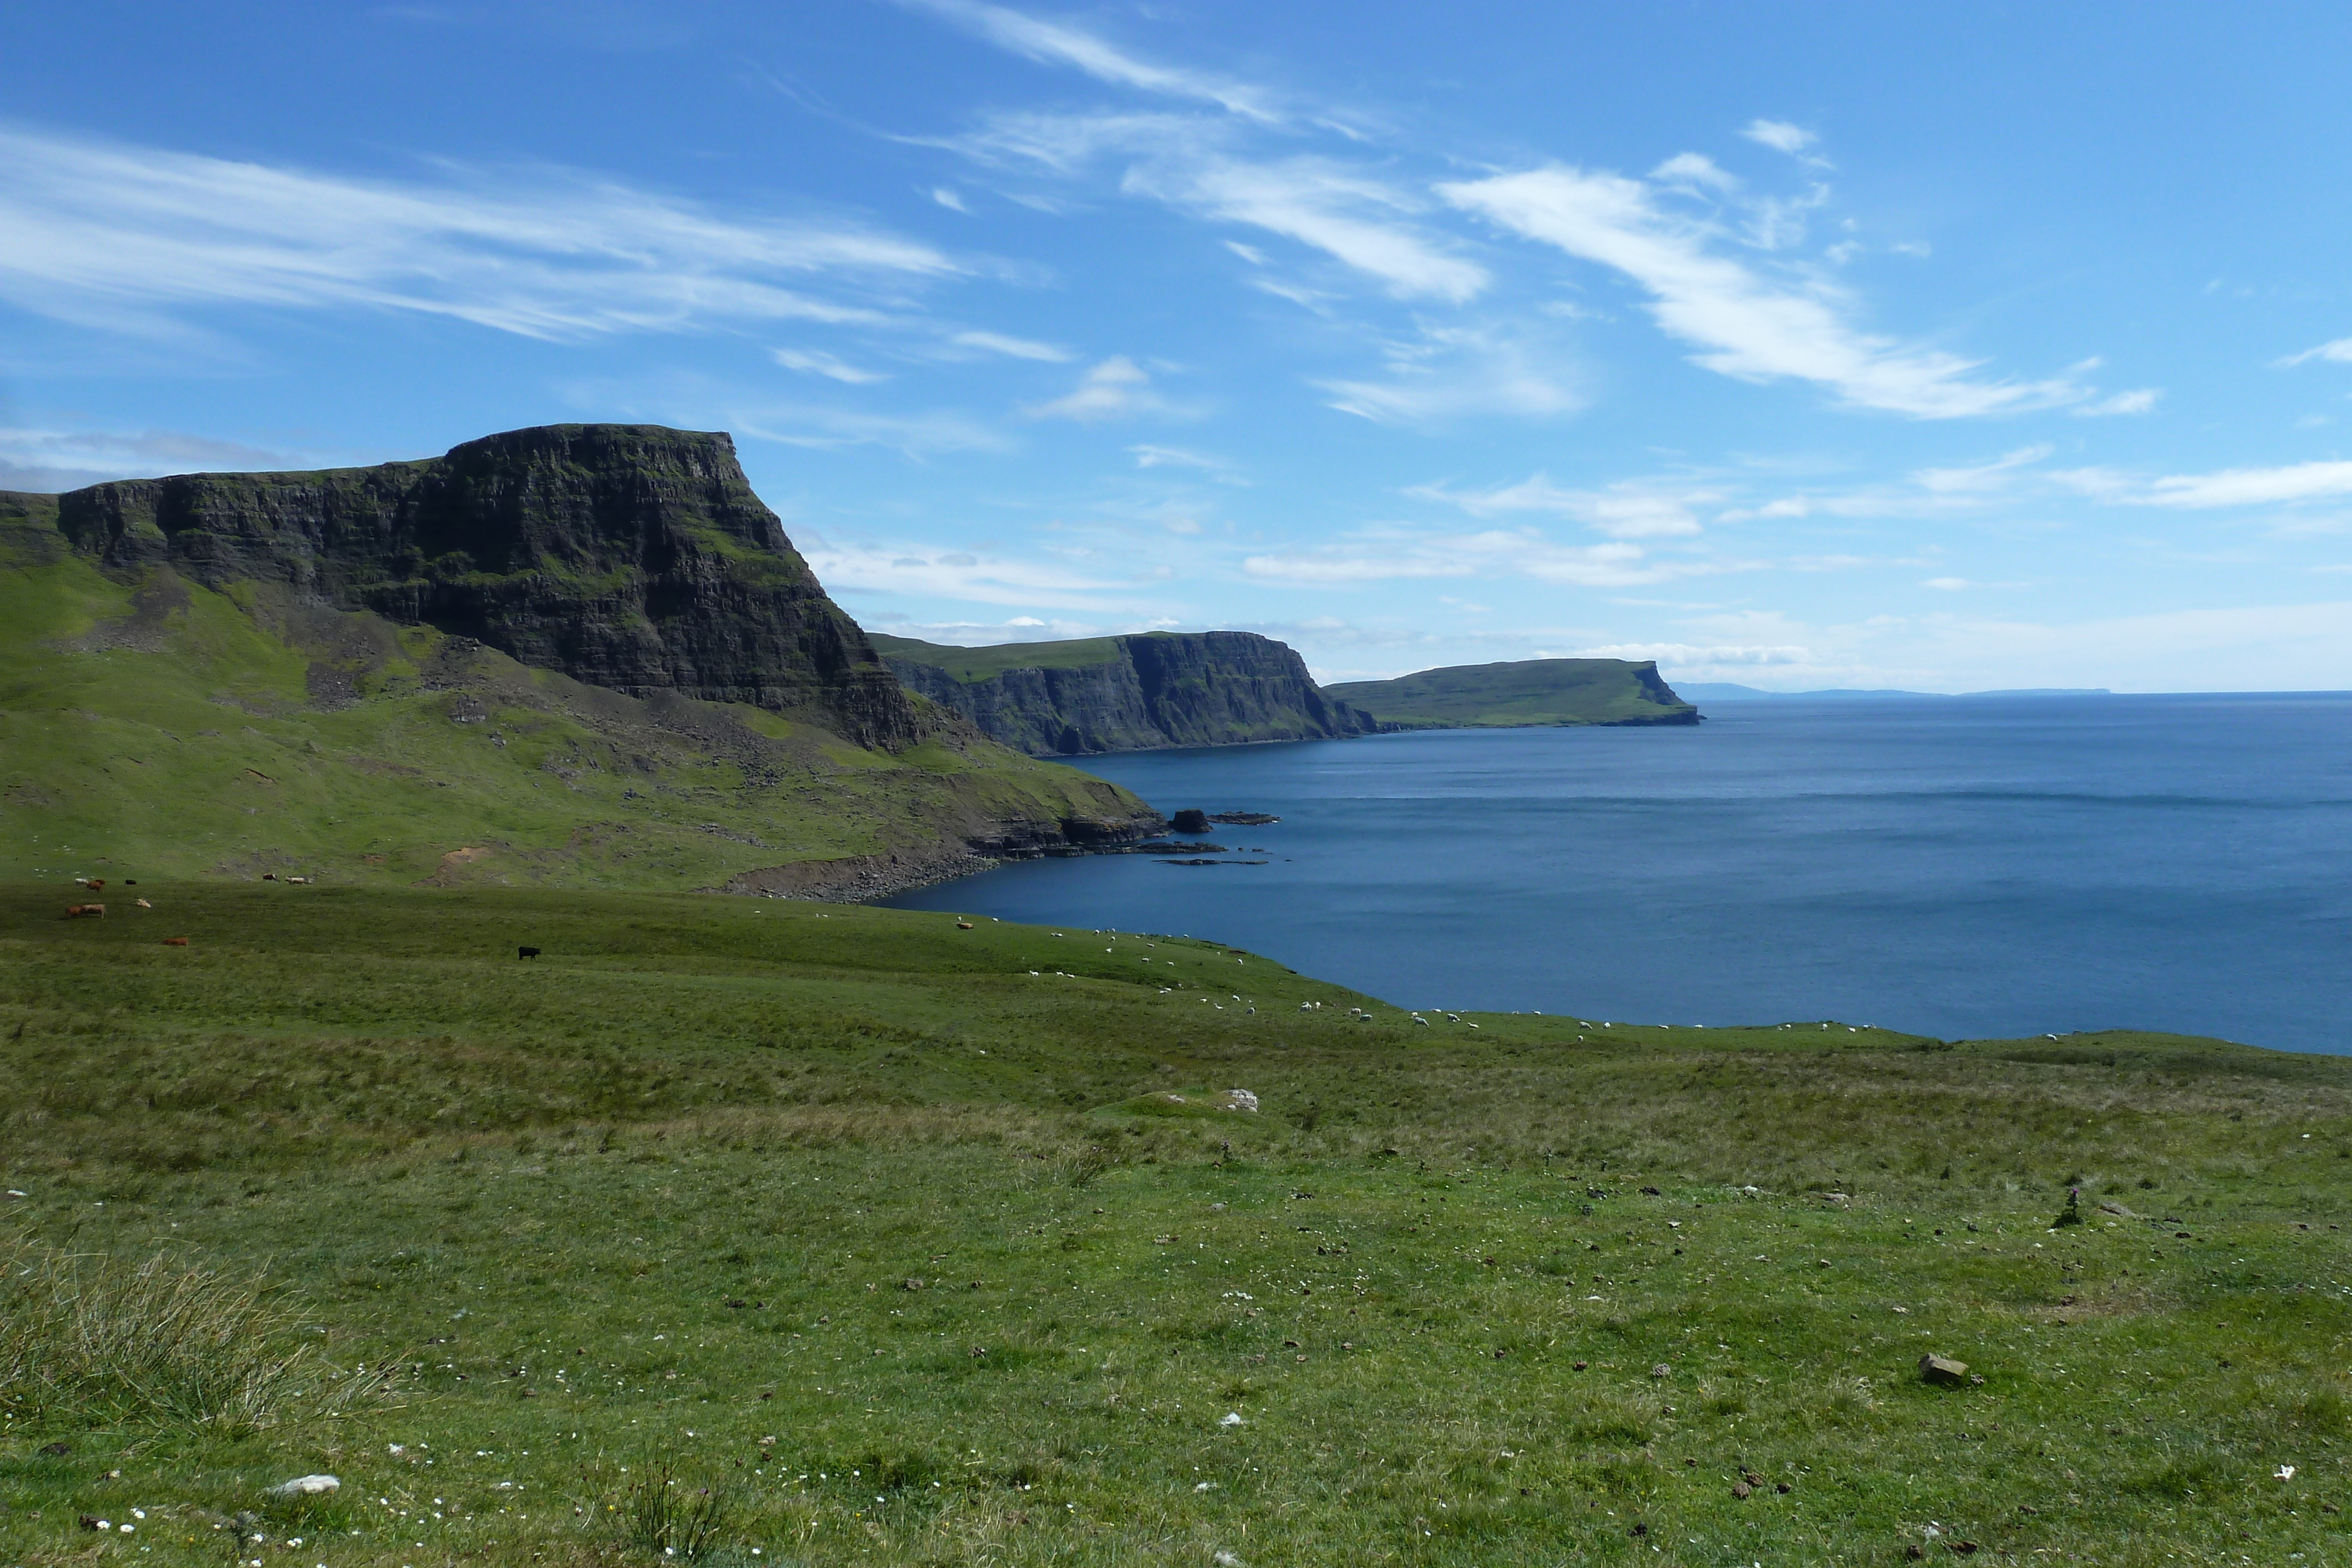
[617,1462,731,1562]
[0,1233,368,1430]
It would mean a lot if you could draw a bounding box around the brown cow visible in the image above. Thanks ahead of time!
[64,904,105,918]
[83,878,105,892]
[163,937,189,947]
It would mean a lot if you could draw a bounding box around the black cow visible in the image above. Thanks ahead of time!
[518,945,541,959]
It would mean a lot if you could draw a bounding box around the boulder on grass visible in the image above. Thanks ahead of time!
[1919,1354,1970,1387]
[266,1475,339,1500]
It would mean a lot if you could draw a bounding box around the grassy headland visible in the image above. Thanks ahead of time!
[1327,658,1699,730]
[0,497,1152,894]
[2,881,2346,1564]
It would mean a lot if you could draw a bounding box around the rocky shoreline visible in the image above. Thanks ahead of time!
[716,813,1168,902]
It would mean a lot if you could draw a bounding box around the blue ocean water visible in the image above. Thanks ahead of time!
[886,694,2352,1053]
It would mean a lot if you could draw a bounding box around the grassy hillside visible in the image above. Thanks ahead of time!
[867,633,1128,683]
[0,499,1154,892]
[3,880,2346,1564]
[1328,658,1699,730]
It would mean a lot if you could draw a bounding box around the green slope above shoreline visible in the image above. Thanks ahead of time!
[1325,656,1699,730]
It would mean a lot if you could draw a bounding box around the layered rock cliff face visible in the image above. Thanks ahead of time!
[873,630,1378,756]
[55,425,918,748]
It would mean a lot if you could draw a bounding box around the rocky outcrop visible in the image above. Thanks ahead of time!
[54,425,918,748]
[874,630,1378,756]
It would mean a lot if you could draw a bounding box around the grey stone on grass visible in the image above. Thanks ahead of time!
[266,1474,339,1499]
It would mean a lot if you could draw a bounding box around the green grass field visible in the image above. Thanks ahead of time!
[4,881,2348,1565]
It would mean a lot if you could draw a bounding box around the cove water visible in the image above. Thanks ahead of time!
[886,693,2352,1054]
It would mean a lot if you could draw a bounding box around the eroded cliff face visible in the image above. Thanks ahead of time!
[55,425,918,748]
[881,630,1378,755]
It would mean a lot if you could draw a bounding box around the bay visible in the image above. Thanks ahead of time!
[886,693,2352,1052]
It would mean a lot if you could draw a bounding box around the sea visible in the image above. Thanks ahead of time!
[886,693,2352,1054]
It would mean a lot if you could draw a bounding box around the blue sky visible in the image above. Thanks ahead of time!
[8,2,2352,691]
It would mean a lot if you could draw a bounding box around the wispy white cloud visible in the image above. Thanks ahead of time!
[1025,355,1167,421]
[0,125,960,342]
[2072,387,2161,417]
[1579,640,1811,666]
[729,403,1010,457]
[2049,458,2352,510]
[1129,443,1245,483]
[0,423,323,490]
[1318,323,1579,424]
[933,111,1485,303]
[801,533,1140,609]
[1242,527,1750,588]
[1650,152,1738,193]
[1409,473,1712,537]
[949,327,1073,361]
[876,614,1109,643]
[931,186,971,213]
[1125,153,1489,303]
[2134,460,2352,509]
[904,0,1281,121]
[1740,119,1820,157]
[1439,166,2077,417]
[1910,443,2052,494]
[2275,336,2352,368]
[771,347,889,383]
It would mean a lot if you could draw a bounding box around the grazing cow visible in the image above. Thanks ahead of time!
[517,945,540,959]
[163,937,189,947]
[64,904,105,918]
[84,878,105,892]
[956,920,974,930]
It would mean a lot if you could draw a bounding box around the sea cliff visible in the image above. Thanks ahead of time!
[873,630,1379,756]
[56,424,917,748]
[6,427,1164,891]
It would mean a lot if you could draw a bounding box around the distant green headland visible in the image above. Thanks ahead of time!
[871,630,1378,756]
[0,426,1160,895]
[1326,656,1700,730]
